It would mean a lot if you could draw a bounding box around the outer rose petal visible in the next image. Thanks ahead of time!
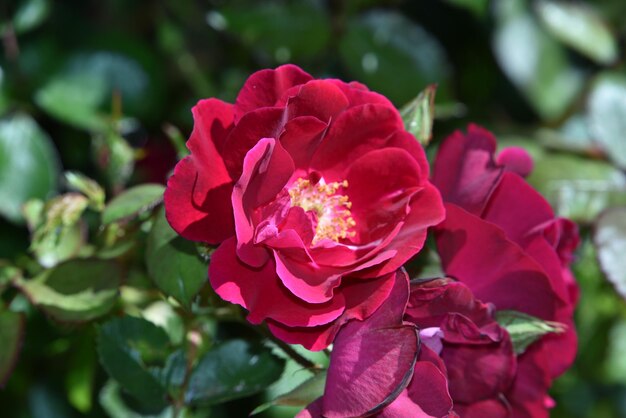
[209,237,345,328]
[267,273,397,351]
[322,272,418,418]
[164,99,235,244]
[327,79,395,108]
[232,137,295,267]
[233,64,312,121]
[432,124,502,215]
[436,204,557,319]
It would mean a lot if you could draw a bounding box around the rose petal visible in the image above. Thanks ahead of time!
[164,99,235,244]
[232,138,294,267]
[326,79,395,108]
[322,274,418,417]
[279,116,328,172]
[266,273,397,351]
[436,204,557,319]
[432,124,502,215]
[234,64,312,121]
[285,80,350,122]
[209,237,345,327]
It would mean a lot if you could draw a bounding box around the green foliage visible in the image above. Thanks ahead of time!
[496,310,566,355]
[97,316,170,408]
[400,84,437,146]
[0,114,59,223]
[102,184,165,225]
[145,208,207,308]
[0,309,24,387]
[185,339,285,406]
[17,259,121,322]
[594,208,626,299]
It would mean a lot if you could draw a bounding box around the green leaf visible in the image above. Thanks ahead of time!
[99,380,173,418]
[65,171,106,211]
[535,0,617,65]
[35,51,154,127]
[185,339,285,406]
[0,113,59,223]
[594,207,626,300]
[339,10,451,105]
[216,2,331,63]
[97,317,170,407]
[493,0,583,120]
[65,334,97,412]
[102,184,164,225]
[12,0,50,34]
[587,73,626,170]
[28,193,89,267]
[93,131,136,191]
[35,73,109,131]
[527,153,626,222]
[145,208,206,308]
[0,309,25,387]
[251,371,326,415]
[17,259,121,322]
[496,310,566,355]
[400,84,437,145]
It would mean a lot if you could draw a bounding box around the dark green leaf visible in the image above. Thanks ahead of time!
[99,380,172,418]
[587,73,626,170]
[185,339,285,405]
[0,309,24,387]
[400,84,437,145]
[493,0,583,120]
[146,208,206,308]
[339,11,451,105]
[496,310,566,354]
[97,317,170,407]
[251,371,326,415]
[594,207,626,300]
[17,259,121,322]
[0,113,59,223]
[102,184,164,225]
[535,0,617,65]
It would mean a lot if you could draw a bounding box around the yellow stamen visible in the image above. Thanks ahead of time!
[288,178,356,244]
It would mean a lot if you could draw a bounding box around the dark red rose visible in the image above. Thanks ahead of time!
[432,125,579,417]
[164,65,445,350]
[297,270,455,418]
[407,279,516,418]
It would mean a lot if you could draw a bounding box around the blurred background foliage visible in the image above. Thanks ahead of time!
[1,0,626,417]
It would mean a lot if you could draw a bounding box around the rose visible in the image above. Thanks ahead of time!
[432,125,579,416]
[164,65,445,350]
[297,270,456,418]
[406,279,516,418]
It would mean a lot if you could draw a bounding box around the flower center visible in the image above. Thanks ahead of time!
[288,178,356,244]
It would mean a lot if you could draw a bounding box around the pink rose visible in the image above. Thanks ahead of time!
[164,65,445,349]
[432,125,579,416]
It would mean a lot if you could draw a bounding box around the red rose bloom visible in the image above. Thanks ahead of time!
[432,125,579,417]
[164,65,445,350]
